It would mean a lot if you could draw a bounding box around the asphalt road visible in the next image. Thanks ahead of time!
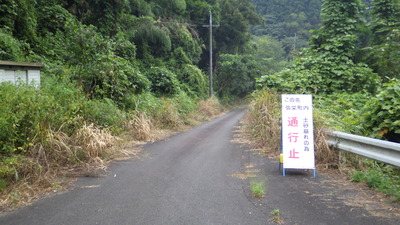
[0,108,399,225]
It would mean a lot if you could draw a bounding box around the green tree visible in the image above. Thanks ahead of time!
[248,35,288,75]
[216,54,262,99]
[360,0,400,80]
[146,66,180,97]
[251,0,322,53]
[216,0,262,54]
[64,0,126,36]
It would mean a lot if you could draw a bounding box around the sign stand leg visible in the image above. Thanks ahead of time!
[279,123,283,172]
[313,169,316,177]
[283,168,286,176]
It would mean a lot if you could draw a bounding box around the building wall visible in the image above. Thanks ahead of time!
[0,69,41,86]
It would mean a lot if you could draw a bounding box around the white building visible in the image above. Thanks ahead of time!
[0,61,43,87]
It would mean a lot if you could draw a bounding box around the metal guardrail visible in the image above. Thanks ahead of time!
[327,131,400,167]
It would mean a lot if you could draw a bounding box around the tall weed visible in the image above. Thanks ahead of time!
[245,90,281,155]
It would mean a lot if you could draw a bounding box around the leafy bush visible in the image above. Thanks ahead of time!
[361,80,400,142]
[257,53,380,94]
[40,76,86,134]
[313,92,371,133]
[176,64,208,99]
[352,165,400,201]
[82,98,127,134]
[146,66,181,96]
[132,17,172,59]
[120,92,161,113]
[217,54,262,99]
[0,83,55,155]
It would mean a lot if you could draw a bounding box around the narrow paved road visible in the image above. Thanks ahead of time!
[1,108,399,225]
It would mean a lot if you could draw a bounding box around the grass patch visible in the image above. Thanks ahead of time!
[271,209,283,224]
[351,165,400,202]
[250,178,266,198]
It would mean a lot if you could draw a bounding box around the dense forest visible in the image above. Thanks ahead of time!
[251,0,322,53]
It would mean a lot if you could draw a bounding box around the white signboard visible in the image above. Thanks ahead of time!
[281,94,315,170]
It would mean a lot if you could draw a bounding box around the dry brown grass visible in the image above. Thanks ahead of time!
[243,90,281,156]
[196,96,224,119]
[125,112,154,141]
[314,115,339,169]
[73,123,115,158]
[0,123,119,212]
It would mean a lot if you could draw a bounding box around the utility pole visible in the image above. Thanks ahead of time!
[202,11,219,97]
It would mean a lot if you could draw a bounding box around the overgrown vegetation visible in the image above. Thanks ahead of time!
[1,0,247,210]
[249,0,400,201]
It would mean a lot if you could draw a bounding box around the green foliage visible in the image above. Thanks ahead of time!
[313,92,371,133]
[351,165,400,201]
[112,32,137,62]
[126,0,154,17]
[0,0,17,31]
[173,91,197,115]
[131,17,172,59]
[0,83,55,155]
[0,29,25,61]
[146,66,181,97]
[64,0,126,36]
[248,35,289,74]
[0,178,6,191]
[361,79,400,142]
[216,0,263,54]
[120,92,162,113]
[176,64,208,99]
[10,0,38,42]
[82,99,127,134]
[40,76,86,134]
[216,54,263,99]
[257,0,381,94]
[251,0,322,53]
[64,22,149,100]
[35,3,73,36]
[358,0,400,80]
[258,52,380,94]
[151,0,187,17]
[167,21,202,65]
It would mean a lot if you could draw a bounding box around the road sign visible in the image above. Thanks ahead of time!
[281,94,315,176]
